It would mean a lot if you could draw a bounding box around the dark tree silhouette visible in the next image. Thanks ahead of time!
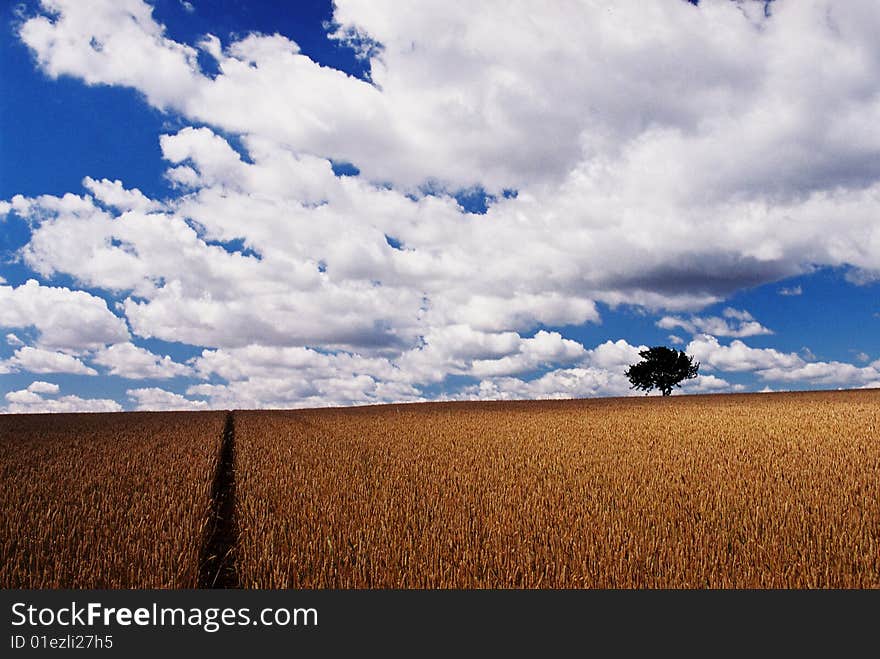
[625,346,699,396]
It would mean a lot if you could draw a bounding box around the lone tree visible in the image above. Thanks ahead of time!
[625,346,699,396]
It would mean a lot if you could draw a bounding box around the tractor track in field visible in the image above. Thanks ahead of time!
[198,411,239,588]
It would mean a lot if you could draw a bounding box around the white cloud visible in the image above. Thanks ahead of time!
[193,344,397,382]
[159,127,249,191]
[460,363,741,401]
[844,268,880,286]
[799,346,817,362]
[681,374,743,394]
[190,343,419,408]
[9,0,880,407]
[191,326,591,401]
[686,335,803,373]
[188,335,643,408]
[6,346,97,375]
[460,367,635,402]
[778,285,802,296]
[4,386,121,413]
[92,342,192,379]
[5,333,24,346]
[5,389,43,405]
[186,377,422,410]
[19,0,201,110]
[26,380,60,394]
[583,339,645,371]
[0,279,129,352]
[15,0,880,307]
[658,308,772,338]
[469,331,586,377]
[126,387,208,411]
[758,361,880,386]
[687,335,880,388]
[82,177,163,213]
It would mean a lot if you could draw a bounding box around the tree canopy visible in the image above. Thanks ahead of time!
[625,346,699,396]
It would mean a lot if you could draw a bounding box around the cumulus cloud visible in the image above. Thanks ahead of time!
[190,344,419,408]
[658,308,773,338]
[126,387,208,411]
[27,380,60,394]
[758,361,880,386]
[799,346,818,362]
[468,331,586,378]
[188,336,642,408]
[5,346,97,375]
[92,342,192,379]
[18,0,201,110]
[460,343,742,402]
[687,334,880,387]
[6,1,880,407]
[686,335,802,373]
[4,389,43,405]
[186,377,422,410]
[682,374,743,394]
[459,367,635,402]
[0,280,128,352]
[844,268,880,286]
[3,384,121,413]
[193,344,397,383]
[583,339,645,371]
[82,177,163,213]
[14,1,880,307]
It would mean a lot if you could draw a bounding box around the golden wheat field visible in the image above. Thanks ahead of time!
[0,411,227,588]
[2,391,879,589]
[235,390,880,588]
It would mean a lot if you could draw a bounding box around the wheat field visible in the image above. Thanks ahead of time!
[0,411,226,588]
[2,391,878,588]
[235,391,880,588]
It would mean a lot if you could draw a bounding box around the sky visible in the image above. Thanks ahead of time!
[1,0,879,412]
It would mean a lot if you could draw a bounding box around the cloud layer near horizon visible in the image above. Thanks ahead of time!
[3,0,880,410]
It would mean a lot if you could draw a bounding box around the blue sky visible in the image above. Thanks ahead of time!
[1,0,879,412]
